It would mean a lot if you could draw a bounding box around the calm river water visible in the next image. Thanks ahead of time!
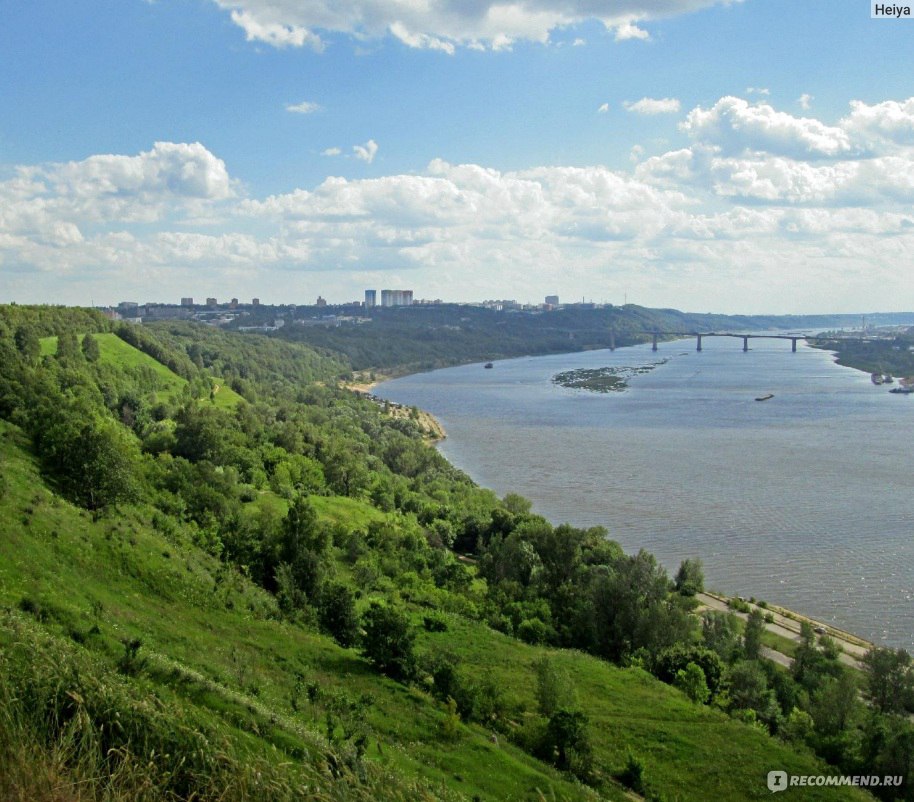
[376,337,914,649]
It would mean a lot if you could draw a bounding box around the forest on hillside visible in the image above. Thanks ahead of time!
[0,305,912,801]
[263,304,914,374]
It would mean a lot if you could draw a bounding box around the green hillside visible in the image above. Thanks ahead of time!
[39,332,244,408]
[1,306,910,801]
[0,420,868,801]
[0,420,596,801]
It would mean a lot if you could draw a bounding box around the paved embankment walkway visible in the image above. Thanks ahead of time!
[697,592,871,671]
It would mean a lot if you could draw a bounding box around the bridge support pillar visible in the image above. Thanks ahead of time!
[792,338,798,352]
[696,334,702,352]
[743,336,749,352]
[652,333,658,352]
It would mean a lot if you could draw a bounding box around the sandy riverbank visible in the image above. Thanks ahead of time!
[344,370,447,443]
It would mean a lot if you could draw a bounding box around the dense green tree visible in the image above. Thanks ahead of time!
[55,331,81,362]
[539,709,593,778]
[39,405,140,509]
[162,457,240,531]
[479,532,542,587]
[652,644,723,697]
[809,671,860,737]
[14,326,40,362]
[322,443,370,497]
[727,660,772,712]
[360,601,417,681]
[318,581,360,648]
[173,405,230,463]
[781,707,815,744]
[674,558,704,596]
[701,611,742,663]
[502,492,532,516]
[863,647,914,716]
[861,715,914,801]
[792,622,843,691]
[742,608,765,661]
[532,656,575,717]
[675,662,711,704]
[81,332,100,362]
[277,494,330,600]
[589,550,693,663]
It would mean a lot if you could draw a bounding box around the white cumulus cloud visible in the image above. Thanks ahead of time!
[681,96,854,159]
[842,98,914,147]
[230,9,324,50]
[624,97,681,115]
[212,0,743,52]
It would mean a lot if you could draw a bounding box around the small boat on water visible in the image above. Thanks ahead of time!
[755,393,774,401]
[872,373,884,385]
[484,362,494,369]
[889,386,914,395]
[884,375,895,384]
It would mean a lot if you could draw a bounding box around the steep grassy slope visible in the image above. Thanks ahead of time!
[0,421,608,802]
[0,420,870,802]
[39,332,244,407]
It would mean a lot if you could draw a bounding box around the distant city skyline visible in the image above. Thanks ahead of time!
[3,3,914,313]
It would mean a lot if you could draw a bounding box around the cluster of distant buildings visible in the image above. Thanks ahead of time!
[101,297,265,324]
[99,291,602,329]
[180,296,261,309]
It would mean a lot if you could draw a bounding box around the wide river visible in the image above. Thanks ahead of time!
[376,337,914,649]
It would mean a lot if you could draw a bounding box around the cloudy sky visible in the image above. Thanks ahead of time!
[2,1,913,312]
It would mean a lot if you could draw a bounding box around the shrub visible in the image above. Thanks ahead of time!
[536,709,594,781]
[517,618,548,645]
[532,655,576,717]
[422,613,448,632]
[617,752,645,795]
[116,637,146,676]
[674,662,710,704]
[438,697,461,742]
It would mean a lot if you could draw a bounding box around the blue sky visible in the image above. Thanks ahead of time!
[2,0,914,312]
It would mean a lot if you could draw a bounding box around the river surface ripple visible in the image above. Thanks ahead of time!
[376,338,914,649]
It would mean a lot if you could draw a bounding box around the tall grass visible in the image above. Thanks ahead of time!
[0,612,457,802]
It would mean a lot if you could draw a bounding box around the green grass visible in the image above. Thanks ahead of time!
[0,420,873,801]
[96,332,188,399]
[39,333,244,408]
[761,629,800,659]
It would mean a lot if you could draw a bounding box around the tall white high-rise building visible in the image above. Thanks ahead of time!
[380,289,413,307]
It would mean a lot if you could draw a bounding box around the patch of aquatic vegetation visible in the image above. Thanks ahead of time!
[553,359,669,393]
